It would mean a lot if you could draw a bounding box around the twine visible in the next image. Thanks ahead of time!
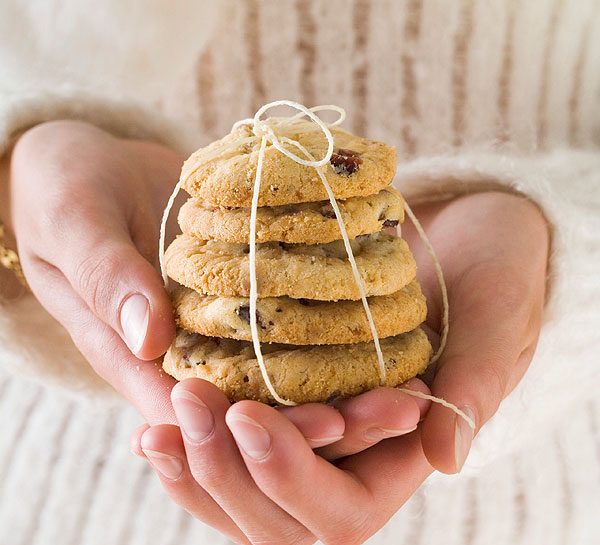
[159,100,474,429]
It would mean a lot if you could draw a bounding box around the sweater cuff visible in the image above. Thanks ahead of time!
[394,150,600,467]
[0,86,189,159]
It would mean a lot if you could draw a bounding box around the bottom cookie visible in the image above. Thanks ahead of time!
[163,327,432,404]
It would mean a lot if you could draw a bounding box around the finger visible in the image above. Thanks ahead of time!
[277,403,345,448]
[403,377,433,417]
[130,423,150,457]
[421,263,544,474]
[23,258,176,424]
[27,204,174,360]
[316,384,425,460]
[226,401,375,544]
[140,425,250,545]
[132,405,346,457]
[171,379,313,545]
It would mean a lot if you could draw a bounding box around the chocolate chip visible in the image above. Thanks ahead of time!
[320,204,337,219]
[237,305,251,323]
[330,148,362,176]
[243,375,249,383]
[275,307,282,313]
[382,219,399,228]
[326,390,342,404]
[236,305,268,329]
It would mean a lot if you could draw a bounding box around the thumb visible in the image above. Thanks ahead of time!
[420,267,540,474]
[47,211,175,360]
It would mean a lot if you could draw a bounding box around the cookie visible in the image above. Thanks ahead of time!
[165,232,417,301]
[172,280,426,345]
[163,327,432,404]
[180,122,397,207]
[178,188,404,245]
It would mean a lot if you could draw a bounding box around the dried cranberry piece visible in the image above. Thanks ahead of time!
[320,204,337,219]
[382,219,399,228]
[330,148,362,176]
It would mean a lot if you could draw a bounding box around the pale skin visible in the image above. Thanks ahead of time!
[2,121,549,545]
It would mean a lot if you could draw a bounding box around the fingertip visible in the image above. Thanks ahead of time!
[278,403,345,448]
[339,387,422,432]
[421,402,476,474]
[140,423,185,455]
[130,423,150,457]
[129,276,176,361]
[171,377,231,411]
[400,378,432,420]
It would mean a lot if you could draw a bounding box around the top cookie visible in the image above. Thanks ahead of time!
[180,122,397,207]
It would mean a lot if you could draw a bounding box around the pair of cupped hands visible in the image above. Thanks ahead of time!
[7,121,549,545]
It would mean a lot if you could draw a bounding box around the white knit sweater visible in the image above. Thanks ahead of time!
[1,1,599,544]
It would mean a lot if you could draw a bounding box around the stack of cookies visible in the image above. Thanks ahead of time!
[162,121,432,404]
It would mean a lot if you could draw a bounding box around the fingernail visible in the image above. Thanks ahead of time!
[227,414,272,460]
[364,425,417,443]
[142,449,183,481]
[455,407,476,472]
[306,435,344,448]
[120,293,149,355]
[171,389,215,443]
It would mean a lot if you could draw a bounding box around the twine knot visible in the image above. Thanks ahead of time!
[232,100,346,169]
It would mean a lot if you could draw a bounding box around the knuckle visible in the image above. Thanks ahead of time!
[477,363,509,419]
[73,250,122,316]
[493,275,531,318]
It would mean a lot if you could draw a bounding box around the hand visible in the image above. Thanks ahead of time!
[9,120,184,422]
[133,191,548,544]
[402,191,549,472]
[132,378,433,545]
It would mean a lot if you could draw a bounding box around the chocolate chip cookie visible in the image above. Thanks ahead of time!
[163,327,432,404]
[178,187,404,245]
[180,122,397,207]
[165,232,417,300]
[171,280,426,345]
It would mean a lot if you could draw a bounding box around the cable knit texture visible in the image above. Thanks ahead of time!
[0,1,599,544]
